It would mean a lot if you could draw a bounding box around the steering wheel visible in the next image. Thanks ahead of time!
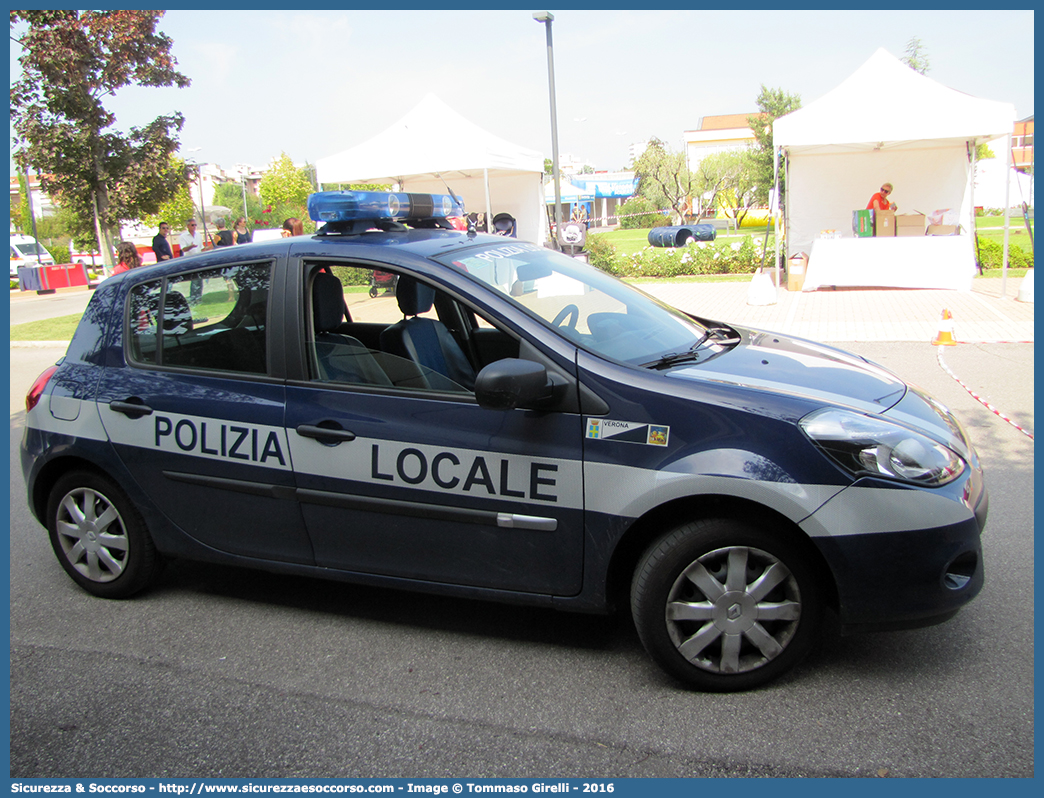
[551,303,579,330]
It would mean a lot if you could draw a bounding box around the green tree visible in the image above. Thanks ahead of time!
[10,10,191,268]
[693,150,760,225]
[258,152,313,208]
[212,181,264,228]
[140,159,198,233]
[747,86,802,207]
[902,37,930,74]
[633,138,694,224]
[12,172,32,234]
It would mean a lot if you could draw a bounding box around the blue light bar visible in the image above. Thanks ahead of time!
[308,191,464,223]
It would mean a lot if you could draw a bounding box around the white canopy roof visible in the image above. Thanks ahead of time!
[774,48,1016,154]
[315,94,546,242]
[773,49,1018,261]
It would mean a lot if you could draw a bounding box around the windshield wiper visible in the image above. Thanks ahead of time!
[704,326,742,344]
[642,326,742,370]
[642,350,705,370]
[641,333,709,369]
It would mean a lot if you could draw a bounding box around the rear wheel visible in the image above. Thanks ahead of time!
[46,470,161,599]
[631,518,821,691]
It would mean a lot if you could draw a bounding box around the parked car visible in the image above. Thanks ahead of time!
[21,190,987,691]
[11,233,55,278]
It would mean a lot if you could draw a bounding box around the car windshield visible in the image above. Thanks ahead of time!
[14,242,46,257]
[434,241,707,366]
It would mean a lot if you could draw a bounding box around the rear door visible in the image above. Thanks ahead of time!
[96,259,313,564]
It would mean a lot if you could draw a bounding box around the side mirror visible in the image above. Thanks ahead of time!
[475,359,553,411]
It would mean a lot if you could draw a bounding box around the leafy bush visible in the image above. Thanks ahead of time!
[591,235,766,278]
[976,236,1034,269]
[44,243,71,264]
[586,233,618,272]
[616,197,671,230]
[336,267,373,287]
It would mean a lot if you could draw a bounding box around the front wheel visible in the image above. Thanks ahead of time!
[46,470,162,599]
[631,518,821,691]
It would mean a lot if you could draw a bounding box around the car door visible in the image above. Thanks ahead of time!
[283,263,586,595]
[96,259,314,565]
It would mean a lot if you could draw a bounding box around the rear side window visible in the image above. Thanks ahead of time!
[127,263,271,375]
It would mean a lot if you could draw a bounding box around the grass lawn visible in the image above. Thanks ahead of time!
[596,226,776,257]
[976,215,1033,254]
[9,312,84,341]
[597,217,1033,257]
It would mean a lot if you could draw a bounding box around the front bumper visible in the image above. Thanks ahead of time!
[807,473,987,631]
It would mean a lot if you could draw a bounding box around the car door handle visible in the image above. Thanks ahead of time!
[109,399,154,418]
[295,424,357,443]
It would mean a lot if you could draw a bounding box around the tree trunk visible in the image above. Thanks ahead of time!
[93,183,116,272]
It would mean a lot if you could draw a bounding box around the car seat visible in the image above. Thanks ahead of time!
[379,276,476,390]
[312,271,391,386]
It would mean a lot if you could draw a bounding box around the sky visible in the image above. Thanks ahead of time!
[9,8,1036,176]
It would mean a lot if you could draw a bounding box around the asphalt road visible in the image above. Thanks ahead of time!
[8,338,1034,779]
[8,287,95,327]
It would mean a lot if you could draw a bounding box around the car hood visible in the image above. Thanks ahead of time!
[665,326,907,414]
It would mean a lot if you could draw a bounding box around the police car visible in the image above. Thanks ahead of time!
[21,190,987,691]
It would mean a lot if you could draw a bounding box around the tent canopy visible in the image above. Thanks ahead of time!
[774,49,1017,257]
[775,48,1015,154]
[315,94,546,242]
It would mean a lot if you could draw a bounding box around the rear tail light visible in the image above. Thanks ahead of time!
[26,365,59,413]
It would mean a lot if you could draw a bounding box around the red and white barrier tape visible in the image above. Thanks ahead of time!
[936,347,1033,439]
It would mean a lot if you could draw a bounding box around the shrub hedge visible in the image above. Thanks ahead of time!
[975,236,1034,269]
[616,197,672,230]
[588,233,770,278]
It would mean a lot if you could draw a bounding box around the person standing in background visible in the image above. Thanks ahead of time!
[177,218,205,304]
[178,218,204,256]
[281,217,303,237]
[111,242,142,275]
[212,217,234,248]
[867,182,897,211]
[152,222,173,262]
[233,217,252,244]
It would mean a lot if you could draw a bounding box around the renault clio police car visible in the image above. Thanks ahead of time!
[21,190,987,691]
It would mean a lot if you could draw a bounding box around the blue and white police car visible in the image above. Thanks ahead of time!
[21,190,987,691]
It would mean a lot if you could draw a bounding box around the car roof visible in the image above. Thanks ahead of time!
[145,229,527,275]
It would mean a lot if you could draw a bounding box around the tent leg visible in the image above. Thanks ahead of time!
[1002,133,1012,298]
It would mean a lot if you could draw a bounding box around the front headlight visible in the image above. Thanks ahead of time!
[800,408,965,486]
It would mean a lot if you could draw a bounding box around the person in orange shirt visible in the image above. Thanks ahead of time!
[867,182,897,211]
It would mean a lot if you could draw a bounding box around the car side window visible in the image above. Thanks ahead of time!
[127,263,271,375]
[306,264,519,393]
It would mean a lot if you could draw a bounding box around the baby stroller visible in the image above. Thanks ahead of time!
[369,269,398,298]
[491,213,517,237]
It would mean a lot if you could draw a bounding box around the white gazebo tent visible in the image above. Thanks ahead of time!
[315,94,546,243]
[773,49,1018,292]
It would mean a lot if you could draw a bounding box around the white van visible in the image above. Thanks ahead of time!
[11,234,56,278]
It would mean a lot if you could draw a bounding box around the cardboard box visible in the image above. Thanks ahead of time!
[895,213,926,237]
[874,209,895,237]
[787,252,807,292]
[926,224,958,236]
[852,209,873,237]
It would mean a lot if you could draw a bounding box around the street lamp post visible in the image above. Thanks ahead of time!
[533,11,562,249]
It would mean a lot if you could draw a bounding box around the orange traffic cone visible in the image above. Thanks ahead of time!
[932,309,956,346]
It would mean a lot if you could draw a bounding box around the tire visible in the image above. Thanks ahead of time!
[369,286,379,298]
[46,470,162,599]
[631,518,821,692]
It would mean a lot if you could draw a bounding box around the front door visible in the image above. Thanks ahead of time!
[284,266,585,595]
